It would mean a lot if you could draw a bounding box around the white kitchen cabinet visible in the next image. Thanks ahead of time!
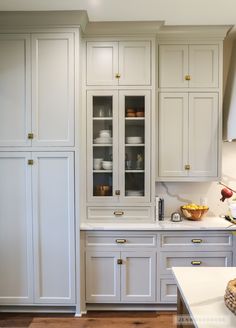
[32,152,75,304]
[31,33,75,146]
[85,250,156,303]
[0,32,75,147]
[87,90,151,206]
[86,251,121,302]
[0,153,33,304]
[158,92,218,179]
[0,152,75,305]
[87,41,151,86]
[0,35,31,147]
[159,44,219,88]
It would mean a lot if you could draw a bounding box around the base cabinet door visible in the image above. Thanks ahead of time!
[0,153,33,304]
[32,152,75,304]
[121,251,156,302]
[86,251,121,303]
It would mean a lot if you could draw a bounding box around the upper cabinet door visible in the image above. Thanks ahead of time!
[0,35,31,146]
[31,33,75,146]
[159,93,188,177]
[159,45,188,88]
[189,45,219,88]
[119,41,151,85]
[188,93,218,177]
[87,42,119,86]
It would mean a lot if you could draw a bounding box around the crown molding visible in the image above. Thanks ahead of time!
[0,10,89,32]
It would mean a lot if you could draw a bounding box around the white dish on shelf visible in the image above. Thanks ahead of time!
[126,136,143,144]
[126,190,144,196]
[94,137,112,144]
[102,161,113,170]
[99,130,111,138]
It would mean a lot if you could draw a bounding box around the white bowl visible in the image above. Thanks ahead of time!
[126,190,143,196]
[126,136,143,144]
[94,137,112,144]
[102,161,113,170]
[99,130,111,138]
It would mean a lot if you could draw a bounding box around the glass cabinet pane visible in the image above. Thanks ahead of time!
[124,95,146,198]
[92,96,113,197]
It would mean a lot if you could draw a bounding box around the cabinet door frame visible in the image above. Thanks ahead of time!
[86,250,121,303]
[0,34,31,147]
[158,93,189,177]
[87,90,119,203]
[118,90,151,203]
[32,152,75,304]
[121,251,156,302]
[159,44,189,88]
[0,152,33,304]
[86,41,119,86]
[189,45,219,88]
[188,93,218,177]
[118,41,151,85]
[31,33,75,146]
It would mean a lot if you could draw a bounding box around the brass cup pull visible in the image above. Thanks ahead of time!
[114,210,124,216]
[191,239,202,244]
[185,164,190,170]
[116,239,127,244]
[117,259,123,265]
[191,261,202,266]
[115,73,121,79]
[185,75,191,81]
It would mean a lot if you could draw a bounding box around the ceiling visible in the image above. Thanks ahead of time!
[0,0,236,25]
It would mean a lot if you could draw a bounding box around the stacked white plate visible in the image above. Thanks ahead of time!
[126,136,143,144]
[94,137,112,144]
[126,190,144,196]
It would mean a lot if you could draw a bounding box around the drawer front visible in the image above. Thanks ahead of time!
[87,207,151,221]
[160,251,232,276]
[86,233,156,248]
[160,232,233,250]
[160,278,177,303]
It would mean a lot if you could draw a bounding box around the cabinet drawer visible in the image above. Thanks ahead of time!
[86,233,156,247]
[87,207,151,221]
[160,278,177,303]
[160,251,232,276]
[160,232,233,251]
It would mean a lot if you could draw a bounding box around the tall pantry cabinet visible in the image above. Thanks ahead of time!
[0,30,78,305]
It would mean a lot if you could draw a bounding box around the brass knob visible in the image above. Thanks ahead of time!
[185,164,190,170]
[117,259,123,265]
[191,261,202,266]
[28,159,34,165]
[114,210,124,216]
[28,133,34,139]
[115,190,120,196]
[191,239,202,244]
[185,75,191,81]
[115,73,121,79]
[116,239,127,244]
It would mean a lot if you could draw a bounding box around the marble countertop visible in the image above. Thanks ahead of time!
[172,267,236,328]
[80,216,236,231]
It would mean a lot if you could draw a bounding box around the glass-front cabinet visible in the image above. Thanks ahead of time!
[87,90,150,204]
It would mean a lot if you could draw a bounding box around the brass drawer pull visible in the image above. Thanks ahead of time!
[191,261,202,266]
[191,239,203,244]
[116,239,127,244]
[185,75,191,81]
[28,159,34,165]
[185,164,191,170]
[28,133,34,139]
[115,190,120,196]
[114,210,124,216]
[115,73,121,79]
[117,259,123,265]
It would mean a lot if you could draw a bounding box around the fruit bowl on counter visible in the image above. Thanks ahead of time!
[180,203,209,221]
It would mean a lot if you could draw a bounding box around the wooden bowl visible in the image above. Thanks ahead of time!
[180,206,209,221]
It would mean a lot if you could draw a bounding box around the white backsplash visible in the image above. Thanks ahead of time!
[156,141,236,217]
